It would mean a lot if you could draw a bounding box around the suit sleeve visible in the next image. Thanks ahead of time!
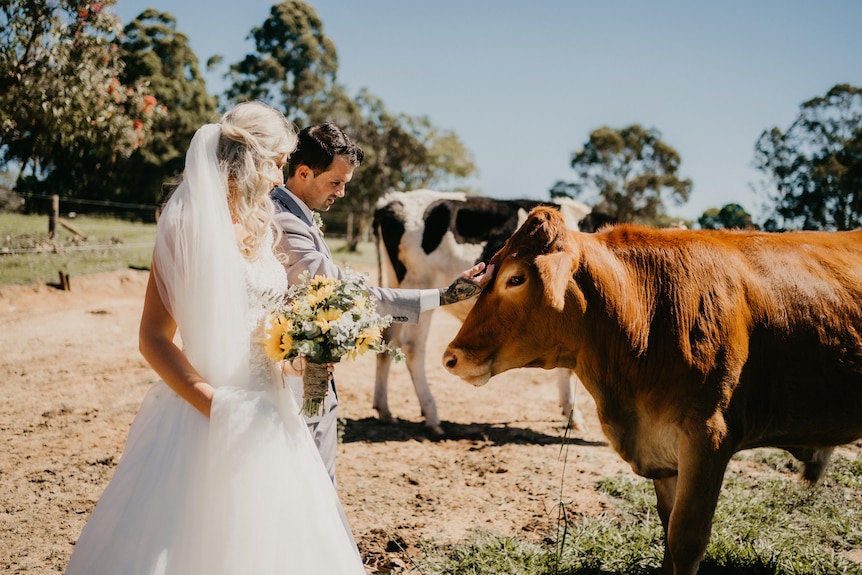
[273,211,423,323]
[273,211,342,284]
[366,285,423,324]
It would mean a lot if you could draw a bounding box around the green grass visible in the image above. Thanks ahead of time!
[0,213,157,285]
[0,213,377,285]
[327,236,381,273]
[415,449,862,575]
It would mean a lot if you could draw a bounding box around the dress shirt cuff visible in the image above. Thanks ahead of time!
[419,289,441,313]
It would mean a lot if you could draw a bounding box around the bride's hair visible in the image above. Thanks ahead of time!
[219,102,297,259]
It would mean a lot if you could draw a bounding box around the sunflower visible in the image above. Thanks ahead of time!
[314,308,343,334]
[264,315,294,361]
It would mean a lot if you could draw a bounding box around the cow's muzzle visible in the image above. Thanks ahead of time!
[442,346,491,386]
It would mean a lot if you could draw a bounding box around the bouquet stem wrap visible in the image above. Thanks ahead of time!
[301,362,330,417]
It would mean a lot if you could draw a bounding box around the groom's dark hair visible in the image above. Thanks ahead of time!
[286,122,364,177]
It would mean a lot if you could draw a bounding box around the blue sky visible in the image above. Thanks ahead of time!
[112,1,862,224]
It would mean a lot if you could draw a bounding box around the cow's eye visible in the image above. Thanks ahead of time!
[507,275,525,287]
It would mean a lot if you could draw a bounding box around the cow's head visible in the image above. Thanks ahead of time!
[442,207,585,386]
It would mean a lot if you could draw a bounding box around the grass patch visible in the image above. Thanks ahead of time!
[327,236,380,272]
[415,450,862,575]
[0,213,378,285]
[0,213,157,285]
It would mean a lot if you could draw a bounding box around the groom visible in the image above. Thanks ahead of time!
[271,122,489,483]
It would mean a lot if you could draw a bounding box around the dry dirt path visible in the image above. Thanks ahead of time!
[2,268,856,573]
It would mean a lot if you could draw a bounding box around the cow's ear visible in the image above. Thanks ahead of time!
[535,250,574,311]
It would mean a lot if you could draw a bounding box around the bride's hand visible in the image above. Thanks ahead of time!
[282,357,334,380]
[282,356,306,378]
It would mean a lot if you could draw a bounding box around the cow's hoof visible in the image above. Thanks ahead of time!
[567,410,587,432]
[375,411,398,425]
[426,423,445,436]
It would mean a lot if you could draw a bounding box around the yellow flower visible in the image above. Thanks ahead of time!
[358,326,382,343]
[310,274,337,288]
[264,333,284,362]
[264,314,294,361]
[305,282,336,307]
[354,295,368,312]
[314,308,343,333]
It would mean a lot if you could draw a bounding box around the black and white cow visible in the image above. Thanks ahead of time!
[372,189,614,434]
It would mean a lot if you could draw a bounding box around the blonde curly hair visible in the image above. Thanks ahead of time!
[218,101,297,259]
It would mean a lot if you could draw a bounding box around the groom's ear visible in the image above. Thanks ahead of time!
[296,165,313,181]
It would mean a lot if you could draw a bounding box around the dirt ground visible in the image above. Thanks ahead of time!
[1,268,859,574]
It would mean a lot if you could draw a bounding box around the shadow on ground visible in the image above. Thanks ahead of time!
[342,416,608,447]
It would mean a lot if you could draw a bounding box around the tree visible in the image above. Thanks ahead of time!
[331,89,477,249]
[224,1,477,247]
[698,203,754,230]
[116,9,218,205]
[754,84,862,231]
[562,124,692,225]
[224,0,337,126]
[0,0,160,203]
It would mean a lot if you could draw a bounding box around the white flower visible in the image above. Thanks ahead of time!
[311,211,324,236]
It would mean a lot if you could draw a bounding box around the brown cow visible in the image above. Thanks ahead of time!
[442,206,862,575]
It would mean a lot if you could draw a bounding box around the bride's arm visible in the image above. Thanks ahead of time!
[139,265,214,417]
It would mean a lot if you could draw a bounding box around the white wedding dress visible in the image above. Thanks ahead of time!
[64,233,365,574]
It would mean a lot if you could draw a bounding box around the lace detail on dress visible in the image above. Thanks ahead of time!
[244,232,288,390]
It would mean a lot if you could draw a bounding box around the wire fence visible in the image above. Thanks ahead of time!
[16,192,161,222]
[1,242,155,255]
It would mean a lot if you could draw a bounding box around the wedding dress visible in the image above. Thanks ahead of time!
[65,124,365,575]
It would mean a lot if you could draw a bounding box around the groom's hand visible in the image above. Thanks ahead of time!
[439,262,495,306]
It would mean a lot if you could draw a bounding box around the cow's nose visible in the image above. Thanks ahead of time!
[442,349,458,371]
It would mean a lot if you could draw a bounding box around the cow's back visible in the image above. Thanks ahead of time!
[373,190,595,293]
[579,224,862,451]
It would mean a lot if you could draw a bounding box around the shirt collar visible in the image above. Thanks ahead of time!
[283,187,315,225]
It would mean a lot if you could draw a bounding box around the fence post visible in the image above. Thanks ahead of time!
[48,194,59,239]
[58,270,70,291]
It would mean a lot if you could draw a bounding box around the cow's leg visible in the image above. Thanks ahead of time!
[786,446,835,483]
[401,314,443,435]
[374,314,443,434]
[373,324,401,424]
[557,369,586,431]
[664,433,732,575]
[653,475,678,575]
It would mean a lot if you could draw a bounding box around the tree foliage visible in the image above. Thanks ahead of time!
[224,1,477,248]
[346,90,475,203]
[754,84,862,231]
[330,89,477,248]
[698,203,754,230]
[224,0,337,126]
[0,0,161,200]
[563,124,692,225]
[117,9,218,204]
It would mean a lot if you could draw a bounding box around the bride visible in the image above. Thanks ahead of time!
[64,102,365,574]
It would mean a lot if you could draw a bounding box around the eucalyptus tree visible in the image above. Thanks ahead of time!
[224,1,477,246]
[755,84,862,231]
[117,9,218,205]
[224,0,337,126]
[698,202,754,230]
[331,89,476,248]
[563,124,692,225]
[0,0,159,203]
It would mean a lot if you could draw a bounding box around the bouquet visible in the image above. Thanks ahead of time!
[264,268,404,417]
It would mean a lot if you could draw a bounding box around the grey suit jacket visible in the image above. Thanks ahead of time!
[270,186,423,324]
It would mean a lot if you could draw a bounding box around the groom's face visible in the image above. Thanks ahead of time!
[301,156,355,212]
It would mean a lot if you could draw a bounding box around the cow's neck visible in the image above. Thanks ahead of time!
[568,243,690,477]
